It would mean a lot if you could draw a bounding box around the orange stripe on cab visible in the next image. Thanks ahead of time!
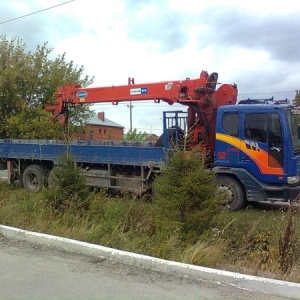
[216,133,284,175]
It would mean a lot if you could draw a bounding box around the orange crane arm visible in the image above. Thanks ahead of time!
[46,71,237,123]
[45,70,237,152]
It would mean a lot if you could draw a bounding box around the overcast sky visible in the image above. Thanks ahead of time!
[2,0,300,135]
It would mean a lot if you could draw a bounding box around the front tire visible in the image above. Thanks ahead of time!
[216,175,246,211]
[22,165,47,192]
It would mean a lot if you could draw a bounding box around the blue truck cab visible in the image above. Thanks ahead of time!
[214,103,300,210]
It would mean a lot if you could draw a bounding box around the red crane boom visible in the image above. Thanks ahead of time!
[46,70,238,150]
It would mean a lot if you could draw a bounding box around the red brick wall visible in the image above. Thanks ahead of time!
[81,125,124,141]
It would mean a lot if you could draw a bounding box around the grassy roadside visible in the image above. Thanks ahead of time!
[0,182,299,283]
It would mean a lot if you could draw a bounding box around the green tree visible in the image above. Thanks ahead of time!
[4,101,63,139]
[294,90,300,106]
[124,129,148,141]
[152,149,222,238]
[0,35,94,139]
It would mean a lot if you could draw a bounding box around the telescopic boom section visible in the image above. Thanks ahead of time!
[45,70,238,152]
[46,71,237,120]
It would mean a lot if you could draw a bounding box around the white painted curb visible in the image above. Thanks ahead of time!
[1,224,299,299]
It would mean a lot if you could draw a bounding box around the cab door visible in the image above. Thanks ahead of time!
[267,112,284,168]
[240,112,284,181]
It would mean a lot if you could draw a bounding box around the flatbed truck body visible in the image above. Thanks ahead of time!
[0,138,166,191]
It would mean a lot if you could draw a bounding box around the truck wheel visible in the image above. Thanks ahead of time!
[216,175,246,211]
[22,165,46,192]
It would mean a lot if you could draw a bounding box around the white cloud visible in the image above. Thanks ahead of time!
[2,0,300,134]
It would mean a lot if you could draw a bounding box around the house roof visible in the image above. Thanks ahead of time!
[87,113,124,128]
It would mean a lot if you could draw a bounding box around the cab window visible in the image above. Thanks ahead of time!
[244,113,267,143]
[222,112,238,137]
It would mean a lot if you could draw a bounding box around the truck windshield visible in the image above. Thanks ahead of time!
[286,108,300,152]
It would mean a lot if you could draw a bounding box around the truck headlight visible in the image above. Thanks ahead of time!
[287,175,300,184]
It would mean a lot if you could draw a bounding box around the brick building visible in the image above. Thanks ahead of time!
[81,112,124,141]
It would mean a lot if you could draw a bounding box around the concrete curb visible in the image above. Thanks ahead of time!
[1,224,299,299]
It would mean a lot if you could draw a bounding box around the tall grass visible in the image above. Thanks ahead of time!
[0,182,299,283]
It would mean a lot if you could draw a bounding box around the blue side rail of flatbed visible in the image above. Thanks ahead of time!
[0,139,166,166]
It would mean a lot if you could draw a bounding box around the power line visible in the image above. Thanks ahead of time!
[0,0,75,25]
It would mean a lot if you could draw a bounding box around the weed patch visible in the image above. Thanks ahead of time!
[0,173,300,283]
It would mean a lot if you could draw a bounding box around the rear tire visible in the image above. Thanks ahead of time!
[216,175,246,211]
[22,165,47,192]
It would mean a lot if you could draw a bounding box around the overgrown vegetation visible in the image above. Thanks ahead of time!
[123,129,149,141]
[0,35,94,139]
[0,150,299,283]
[0,182,300,282]
[43,155,92,212]
[278,198,300,275]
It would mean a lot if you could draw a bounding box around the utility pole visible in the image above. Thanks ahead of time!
[127,77,135,133]
[127,101,133,132]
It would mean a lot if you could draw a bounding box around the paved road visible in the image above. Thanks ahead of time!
[0,236,293,300]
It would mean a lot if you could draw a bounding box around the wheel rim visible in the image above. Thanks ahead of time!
[26,172,39,190]
[217,185,234,208]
